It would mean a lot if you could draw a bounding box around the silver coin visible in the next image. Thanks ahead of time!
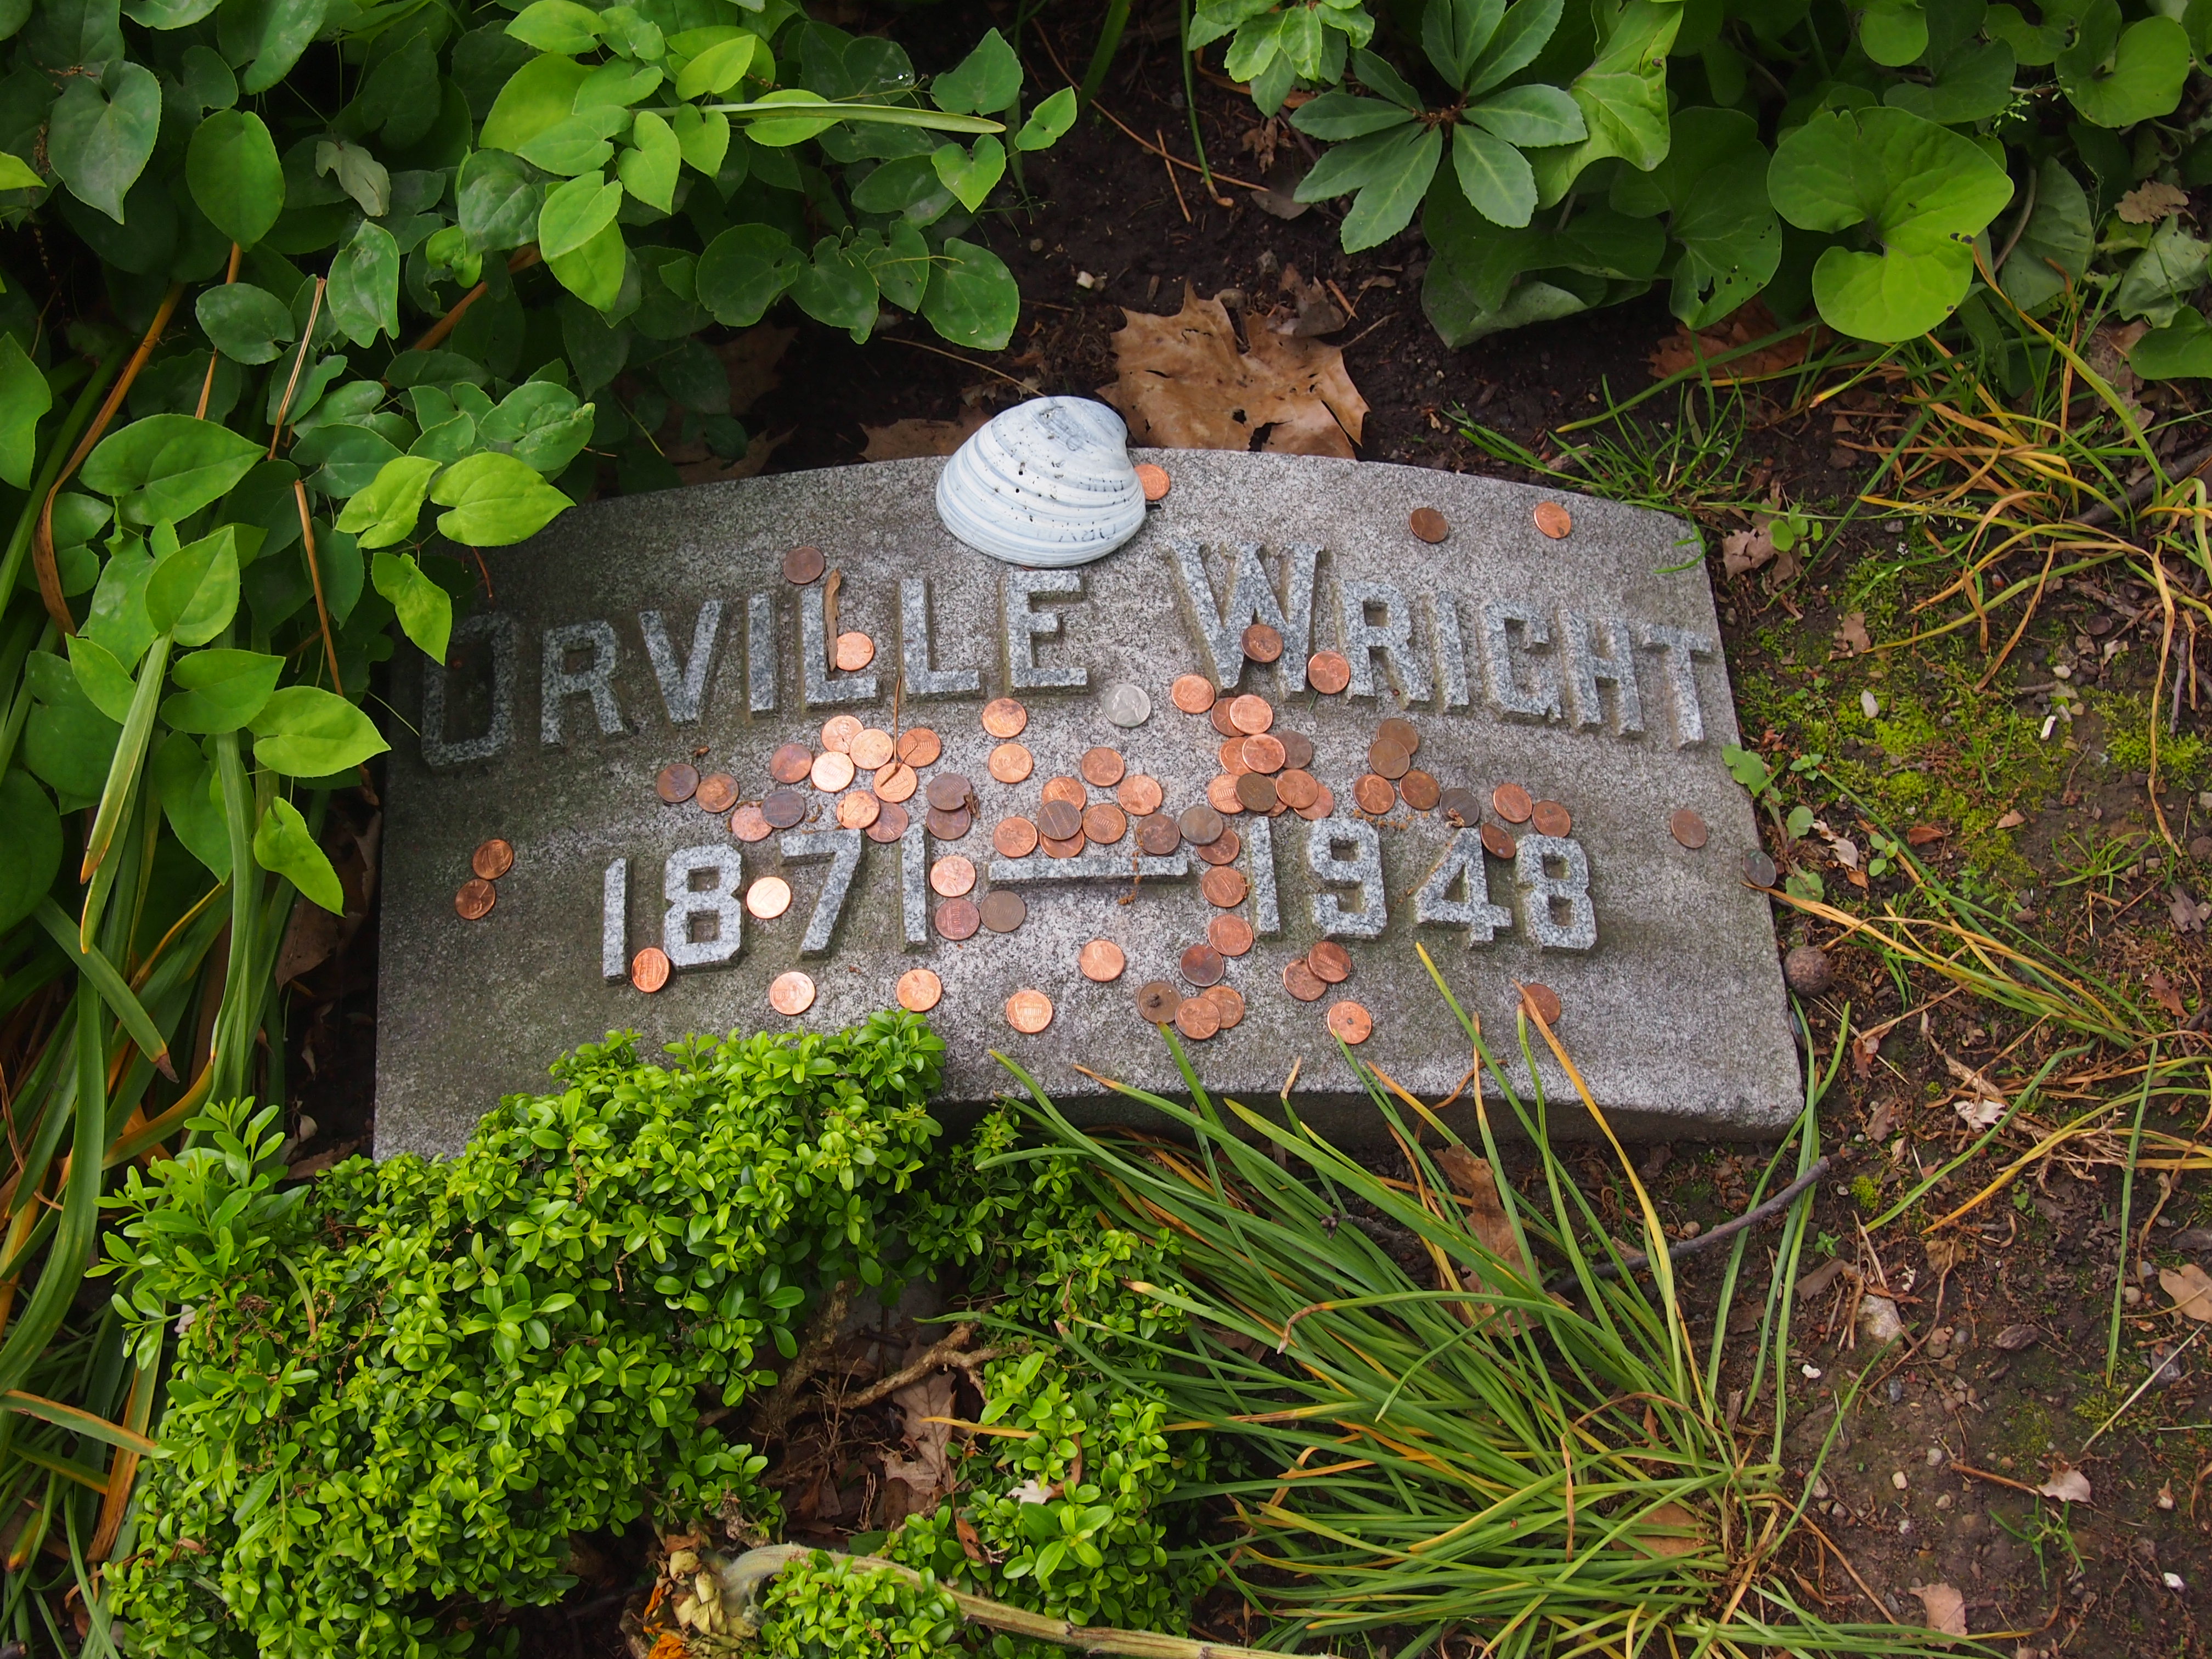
[1101,681,1152,729]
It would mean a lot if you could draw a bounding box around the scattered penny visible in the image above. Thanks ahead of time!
[1480,823,1517,860]
[1041,775,1088,808]
[930,855,977,898]
[1176,996,1222,1041]
[731,804,773,842]
[896,967,942,1013]
[1294,783,1336,821]
[1135,461,1171,500]
[761,789,808,829]
[1671,808,1709,849]
[1042,831,1086,859]
[872,761,918,804]
[833,632,875,672]
[1201,866,1250,908]
[820,714,862,754]
[1205,984,1246,1030]
[1136,814,1182,856]
[1282,957,1328,1002]
[1400,770,1441,811]
[1368,738,1410,780]
[849,727,896,770]
[1181,943,1226,986]
[1276,769,1320,811]
[979,889,1028,934]
[1743,850,1778,888]
[1227,694,1274,735]
[994,815,1040,857]
[837,790,881,830]
[1241,734,1286,773]
[988,742,1035,784]
[1037,799,1083,842]
[1353,775,1397,815]
[1002,988,1054,1032]
[782,544,825,584]
[1171,674,1218,714]
[810,752,856,793]
[1520,983,1562,1024]
[1209,913,1255,956]
[1102,681,1152,727]
[1180,803,1226,845]
[1118,774,1165,816]
[1207,774,1246,815]
[1193,827,1242,866]
[656,763,700,804]
[769,971,816,1015]
[455,877,496,920]
[926,772,974,812]
[472,838,515,881]
[1277,732,1315,770]
[696,772,738,814]
[1379,718,1419,755]
[896,727,942,767]
[630,946,671,993]
[1235,772,1279,814]
[746,876,792,919]
[1080,747,1126,788]
[866,801,910,843]
[981,697,1029,738]
[1308,941,1352,984]
[1079,939,1127,981]
[1218,738,1251,777]
[1533,501,1573,539]
[1210,699,1242,737]
[1136,980,1180,1023]
[1243,622,1284,663]
[926,805,973,840]
[1409,507,1449,544]
[1492,783,1533,823]
[769,744,814,785]
[1531,800,1572,837]
[1439,786,1480,825]
[1327,1000,1374,1043]
[935,897,980,940]
[1307,650,1352,695]
[1083,802,1128,844]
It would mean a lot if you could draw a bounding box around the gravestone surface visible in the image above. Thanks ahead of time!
[375,451,1799,1158]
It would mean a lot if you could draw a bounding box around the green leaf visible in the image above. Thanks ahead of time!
[1985,1,2067,63]
[1341,123,1444,251]
[519,110,622,177]
[1290,92,1419,143]
[458,149,546,252]
[735,89,844,147]
[0,771,60,934]
[1527,0,1677,206]
[2056,3,2190,128]
[0,334,51,489]
[932,27,1021,115]
[673,105,730,175]
[546,219,628,310]
[65,635,137,724]
[1465,84,1585,147]
[1883,36,2016,124]
[921,237,1018,349]
[1996,157,2091,315]
[327,219,400,346]
[865,220,931,312]
[373,550,454,661]
[81,546,156,673]
[184,110,283,249]
[697,223,803,326]
[1423,0,1505,89]
[430,452,572,545]
[48,60,160,224]
[539,173,624,260]
[1014,87,1076,151]
[250,685,390,776]
[160,647,282,732]
[223,0,330,95]
[2113,217,2212,325]
[1667,151,1781,328]
[150,732,228,877]
[252,796,344,912]
[675,32,759,98]
[196,283,295,364]
[146,524,242,646]
[2131,308,2212,381]
[618,110,681,211]
[314,138,388,217]
[1463,0,1565,97]
[336,454,441,548]
[82,415,264,527]
[930,136,1006,213]
[789,238,878,342]
[507,0,601,53]
[1348,47,1424,111]
[1451,124,1536,228]
[0,153,42,191]
[481,53,595,153]
[1858,0,1928,65]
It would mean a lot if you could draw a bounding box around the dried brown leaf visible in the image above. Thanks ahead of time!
[2149,968,2188,1020]
[859,409,989,462]
[678,428,790,486]
[1909,1582,1968,1637]
[2037,1466,2092,1504]
[1648,298,1819,381]
[1266,263,1347,338]
[1836,611,1872,654]
[1435,1145,1530,1276]
[1994,1324,2040,1351]
[1994,809,2025,829]
[2162,1262,2212,1321]
[2118,181,2190,224]
[1906,823,1947,845]
[1626,1500,1704,1557]
[1721,522,1775,577]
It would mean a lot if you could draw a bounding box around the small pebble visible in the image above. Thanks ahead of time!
[1925,1447,1945,1466]
[1860,690,1879,719]
[1802,1363,1823,1379]
[1891,1471,1908,1491]
[2124,1285,2143,1305]
[1782,945,1833,994]
[1936,1493,1953,1510]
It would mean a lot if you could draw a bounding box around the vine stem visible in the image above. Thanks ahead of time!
[411,246,543,356]
[293,480,344,698]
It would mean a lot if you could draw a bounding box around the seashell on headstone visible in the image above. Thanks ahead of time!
[933,396,1147,567]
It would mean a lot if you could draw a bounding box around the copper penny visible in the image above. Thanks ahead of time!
[1201,866,1250,908]
[455,877,496,919]
[1235,772,1278,814]
[1210,699,1242,737]
[1180,943,1226,986]
[979,889,1028,933]
[988,742,1034,784]
[1380,716,1420,754]
[1136,980,1180,1023]
[1671,808,1709,849]
[1492,783,1534,823]
[1083,802,1127,844]
[1135,461,1171,500]
[1295,783,1335,821]
[696,772,738,814]
[1193,827,1242,866]
[866,801,910,843]
[1209,913,1255,956]
[1207,774,1246,815]
[1400,770,1440,812]
[935,897,980,940]
[1240,735,1285,773]
[896,727,942,767]
[1521,982,1563,1025]
[1276,769,1320,811]
[1368,738,1410,780]
[1242,622,1283,663]
[1079,747,1125,788]
[820,714,862,753]
[1205,984,1246,1029]
[926,772,974,812]
[873,761,918,804]
[1180,804,1226,845]
[1481,823,1517,860]
[1531,800,1572,838]
[1036,799,1083,842]
[1227,694,1274,735]
[810,751,856,793]
[769,744,814,786]
[930,855,977,898]
[1409,507,1449,544]
[1079,939,1127,982]
[761,789,808,829]
[472,838,514,880]
[1440,786,1481,825]
[1171,674,1218,714]
[1283,957,1328,1001]
[630,946,671,993]
[1118,774,1164,816]
[1175,997,1221,1041]
[769,971,816,1015]
[1308,940,1352,984]
[994,815,1040,857]
[1136,814,1182,856]
[1040,775,1087,809]
[849,727,896,770]
[834,631,875,672]
[746,876,792,919]
[837,789,881,830]
[656,763,699,804]
[1218,737,1252,777]
[1307,651,1352,695]
[1042,831,1087,859]
[782,545,825,584]
[1533,501,1573,539]
[1277,732,1315,771]
[927,805,973,840]
[731,804,774,842]
[981,697,1029,738]
[1327,1000,1374,1043]
[1353,775,1396,815]
[896,967,943,1012]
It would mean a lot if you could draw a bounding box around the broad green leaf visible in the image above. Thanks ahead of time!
[1667,150,1782,328]
[184,109,283,247]
[0,770,60,934]
[81,544,156,672]
[22,654,121,798]
[1858,0,1928,65]
[675,32,758,98]
[851,155,954,222]
[482,382,592,473]
[697,223,803,325]
[1814,242,1973,341]
[930,136,1005,212]
[546,219,628,310]
[619,110,681,211]
[314,138,388,216]
[789,238,878,342]
[539,173,623,259]
[1342,123,1444,250]
[196,282,295,363]
[146,524,242,645]
[518,110,623,177]
[1527,0,1677,206]
[150,734,228,877]
[250,685,390,775]
[1423,0,1505,88]
[160,646,282,732]
[2056,4,2189,127]
[224,0,330,94]
[1014,87,1076,151]
[1985,1,2067,63]
[1348,47,1424,111]
[0,153,42,191]
[429,452,571,545]
[1884,37,2016,124]
[336,454,441,548]
[673,105,730,174]
[1451,124,1536,228]
[65,634,137,724]
[2113,217,2212,325]
[252,796,344,912]
[48,60,160,223]
[1289,93,1417,143]
[574,59,663,111]
[507,0,601,53]
[82,415,264,527]
[1463,0,1565,96]
[327,219,400,346]
[2132,308,2212,380]
[373,550,454,661]
[865,220,931,312]
[1466,84,1585,146]
[1996,157,2092,314]
[921,236,1018,350]
[1768,105,2013,251]
[0,334,51,489]
[481,53,595,153]
[458,149,545,252]
[931,27,1021,115]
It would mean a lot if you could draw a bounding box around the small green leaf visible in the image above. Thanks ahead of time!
[931,27,1021,115]
[48,60,160,224]
[1424,0,1505,89]
[458,149,546,252]
[0,334,52,489]
[146,525,242,646]
[0,152,42,191]
[618,110,681,212]
[930,136,1005,213]
[150,733,228,877]
[1290,92,1419,143]
[1465,84,1585,147]
[253,796,345,912]
[196,283,295,364]
[225,0,331,95]
[373,550,454,661]
[1015,87,1077,151]
[1858,0,1928,66]
[921,237,1018,350]
[184,109,283,247]
[789,238,878,342]
[2132,308,2212,381]
[326,219,401,347]
[82,415,264,527]
[507,0,602,53]
[481,53,596,154]
[161,647,283,733]
[1451,124,1535,228]
[314,138,389,217]
[250,685,390,776]
[65,635,137,724]
[675,32,758,98]
[1996,157,2092,315]
[546,219,628,310]
[430,452,572,545]
[673,105,730,175]
[336,454,441,549]
[697,224,803,326]
[2113,217,2212,325]
[2057,4,2190,127]
[0,771,60,934]
[539,173,624,260]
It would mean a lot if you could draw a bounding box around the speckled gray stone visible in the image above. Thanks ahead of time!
[375,451,1799,1158]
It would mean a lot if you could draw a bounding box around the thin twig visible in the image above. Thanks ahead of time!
[1157,128,1192,223]
[1032,29,1253,195]
[1796,1517,1899,1624]
[267,277,327,459]
[1554,1156,1833,1288]
[195,242,243,420]
[294,481,345,698]
[839,1323,1008,1409]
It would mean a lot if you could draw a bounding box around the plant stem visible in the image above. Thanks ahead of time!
[2107,1048,2154,1385]
[1558,1155,1834,1288]
[1079,0,1131,109]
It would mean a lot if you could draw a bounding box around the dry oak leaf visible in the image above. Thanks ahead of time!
[1102,285,1367,458]
[1905,822,1947,845]
[1648,297,1820,382]
[2148,967,2188,1020]
[2162,1261,2212,1321]
[860,408,989,461]
[1909,1582,1969,1638]
[2119,180,2191,224]
[1720,521,1775,578]
[1836,611,1872,654]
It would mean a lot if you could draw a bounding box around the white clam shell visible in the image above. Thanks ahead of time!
[934,397,1147,567]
